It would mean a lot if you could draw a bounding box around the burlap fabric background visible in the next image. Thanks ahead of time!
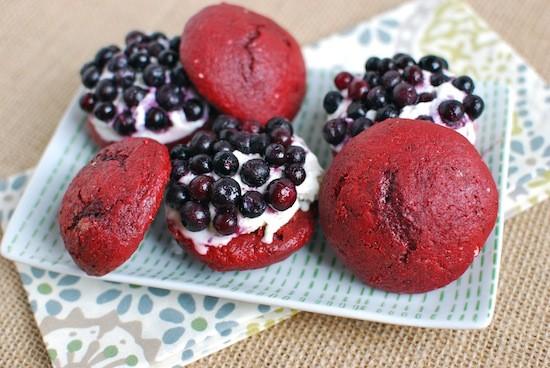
[1,1,548,367]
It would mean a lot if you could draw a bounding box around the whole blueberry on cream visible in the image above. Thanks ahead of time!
[78,31,210,147]
[322,54,485,152]
[165,116,323,256]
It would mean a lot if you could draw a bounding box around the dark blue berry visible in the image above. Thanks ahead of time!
[322,118,347,145]
[270,128,292,147]
[239,191,266,218]
[170,67,189,87]
[79,93,96,112]
[430,73,450,86]
[213,115,240,133]
[211,177,241,209]
[95,79,117,102]
[213,151,239,176]
[378,58,396,73]
[392,82,418,108]
[143,64,166,87]
[190,131,216,154]
[284,164,306,185]
[212,140,233,153]
[230,131,252,153]
[346,101,367,119]
[189,154,212,174]
[80,62,96,76]
[419,92,436,102]
[158,50,178,68]
[81,67,100,88]
[125,31,149,45]
[453,76,475,94]
[169,36,181,52]
[266,117,293,135]
[180,201,210,232]
[250,133,271,154]
[128,51,150,70]
[418,55,445,73]
[393,53,416,69]
[365,86,388,109]
[365,56,380,71]
[145,107,171,130]
[403,65,423,85]
[323,91,343,114]
[106,54,128,72]
[150,31,167,41]
[146,41,165,57]
[112,111,136,135]
[240,159,270,187]
[267,178,297,211]
[93,102,116,121]
[219,128,238,141]
[438,100,464,126]
[285,145,306,165]
[171,159,187,181]
[264,143,286,166]
[183,99,204,121]
[94,45,120,69]
[166,183,190,209]
[189,175,214,201]
[375,104,399,122]
[124,42,145,56]
[382,70,402,89]
[463,95,484,119]
[114,68,136,88]
[156,84,183,111]
[123,86,147,107]
[213,210,238,235]
[363,71,381,87]
[170,144,192,161]
[348,117,372,137]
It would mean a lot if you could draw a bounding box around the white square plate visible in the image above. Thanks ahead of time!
[1,70,511,329]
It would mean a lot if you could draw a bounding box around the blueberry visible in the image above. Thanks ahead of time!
[95,79,118,102]
[453,76,475,94]
[375,104,399,122]
[363,71,381,87]
[346,101,367,119]
[189,154,212,174]
[430,73,450,86]
[266,117,293,135]
[146,41,165,57]
[170,67,189,87]
[348,117,372,137]
[239,191,267,218]
[211,177,241,209]
[94,45,120,69]
[230,131,252,153]
[365,57,381,72]
[145,107,171,130]
[284,164,306,185]
[180,201,210,232]
[156,84,183,111]
[124,42,145,57]
[143,64,166,87]
[250,133,271,154]
[365,86,388,109]
[416,115,434,122]
[158,50,178,68]
[189,175,214,201]
[419,92,436,103]
[219,128,238,141]
[183,99,204,121]
[322,118,347,145]
[106,54,128,72]
[393,53,416,69]
[114,68,136,88]
[123,86,147,107]
[80,62,96,76]
[166,183,190,209]
[188,131,214,154]
[323,91,343,114]
[334,71,354,90]
[79,93,96,112]
[128,51,150,70]
[348,79,369,100]
[150,31,167,41]
[418,55,445,73]
[266,178,297,211]
[213,115,240,133]
[265,143,286,167]
[171,159,188,181]
[438,100,464,126]
[93,102,116,121]
[125,31,149,45]
[212,140,234,153]
[213,151,239,176]
[169,36,181,52]
[403,65,423,85]
[213,210,238,235]
[463,95,484,119]
[285,145,306,165]
[270,127,292,147]
[170,144,192,161]
[381,70,401,89]
[378,58,396,73]
[240,159,270,187]
[81,67,100,88]
[112,111,136,136]
[392,82,418,108]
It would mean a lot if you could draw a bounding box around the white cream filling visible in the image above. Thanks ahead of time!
[166,135,324,255]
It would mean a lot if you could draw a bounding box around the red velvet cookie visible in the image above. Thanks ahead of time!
[319,118,498,293]
[58,138,170,276]
[180,4,306,124]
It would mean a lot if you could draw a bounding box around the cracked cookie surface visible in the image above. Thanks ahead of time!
[58,138,170,276]
[319,118,498,293]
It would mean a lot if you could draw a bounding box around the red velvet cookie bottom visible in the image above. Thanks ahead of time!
[167,210,315,271]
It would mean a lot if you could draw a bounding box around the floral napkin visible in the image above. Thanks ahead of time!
[2,0,549,366]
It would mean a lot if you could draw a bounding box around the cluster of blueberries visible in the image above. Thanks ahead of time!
[78,31,206,135]
[166,116,309,235]
[322,53,485,146]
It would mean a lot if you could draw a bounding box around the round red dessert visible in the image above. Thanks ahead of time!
[58,138,170,276]
[319,118,498,293]
[167,210,314,271]
[180,3,306,124]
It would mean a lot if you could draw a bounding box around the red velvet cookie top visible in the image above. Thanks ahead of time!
[180,3,306,124]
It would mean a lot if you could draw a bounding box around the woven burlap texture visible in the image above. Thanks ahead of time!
[1,0,549,367]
